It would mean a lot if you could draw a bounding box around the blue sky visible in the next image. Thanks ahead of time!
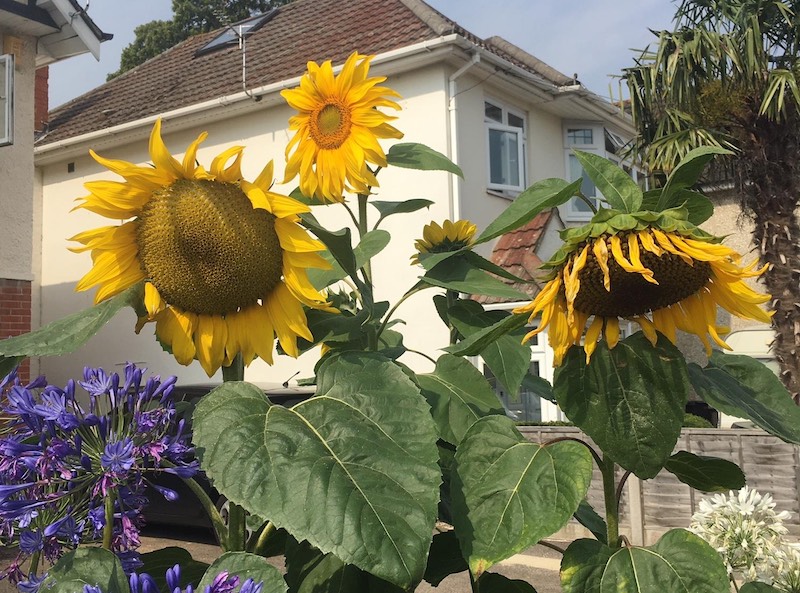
[49,0,678,109]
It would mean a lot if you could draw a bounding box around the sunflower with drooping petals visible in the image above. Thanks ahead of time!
[281,52,403,203]
[412,219,477,265]
[515,215,772,366]
[71,119,331,376]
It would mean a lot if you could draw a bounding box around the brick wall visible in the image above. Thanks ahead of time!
[0,279,31,382]
[34,66,48,133]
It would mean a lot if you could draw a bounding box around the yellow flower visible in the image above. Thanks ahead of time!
[412,219,477,265]
[514,228,772,366]
[281,52,403,203]
[71,119,330,376]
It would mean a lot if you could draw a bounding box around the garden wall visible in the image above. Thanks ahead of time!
[520,427,800,546]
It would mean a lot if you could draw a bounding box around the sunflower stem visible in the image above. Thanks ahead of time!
[446,289,459,345]
[222,353,244,382]
[575,192,598,214]
[102,488,116,550]
[357,193,372,285]
[601,454,620,548]
[221,354,247,551]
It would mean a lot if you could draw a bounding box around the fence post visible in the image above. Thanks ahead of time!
[627,474,645,546]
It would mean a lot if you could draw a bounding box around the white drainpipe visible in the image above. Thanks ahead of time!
[447,52,480,221]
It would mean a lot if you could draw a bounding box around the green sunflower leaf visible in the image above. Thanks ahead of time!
[387,142,464,177]
[659,146,733,210]
[671,189,715,225]
[561,530,730,593]
[689,351,800,444]
[475,178,582,244]
[477,572,538,592]
[420,256,530,299]
[447,300,531,398]
[573,499,607,545]
[192,353,440,588]
[371,198,434,227]
[307,229,390,289]
[417,354,506,445]
[0,282,142,362]
[452,415,592,577]
[285,538,405,593]
[41,548,128,593]
[299,216,357,278]
[199,552,286,593]
[573,150,643,213]
[461,250,528,283]
[663,451,746,493]
[740,582,783,592]
[444,311,529,357]
[553,333,690,479]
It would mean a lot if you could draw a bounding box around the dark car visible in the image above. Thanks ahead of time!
[144,382,316,529]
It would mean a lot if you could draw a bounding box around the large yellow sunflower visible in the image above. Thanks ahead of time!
[411,219,477,265]
[515,226,772,366]
[281,52,403,203]
[71,119,330,376]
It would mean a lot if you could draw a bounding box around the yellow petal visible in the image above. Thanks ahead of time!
[148,119,184,181]
[144,282,166,318]
[592,237,611,291]
[605,318,620,349]
[194,314,227,377]
[627,234,657,285]
[156,308,197,366]
[584,316,604,363]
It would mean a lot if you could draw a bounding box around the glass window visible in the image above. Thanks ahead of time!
[0,54,13,147]
[567,128,593,145]
[485,100,526,192]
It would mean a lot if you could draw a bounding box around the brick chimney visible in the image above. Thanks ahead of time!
[34,66,49,133]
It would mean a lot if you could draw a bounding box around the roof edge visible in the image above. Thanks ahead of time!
[398,0,456,36]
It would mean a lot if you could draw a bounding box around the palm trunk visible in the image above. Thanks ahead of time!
[738,115,800,402]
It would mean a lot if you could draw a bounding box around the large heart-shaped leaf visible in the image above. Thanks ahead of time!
[284,538,405,593]
[553,333,689,479]
[452,415,592,577]
[420,257,530,299]
[423,531,468,587]
[561,529,729,593]
[445,312,529,357]
[0,282,142,361]
[740,583,783,592]
[199,552,286,593]
[573,150,643,213]
[689,351,800,444]
[138,547,209,591]
[192,353,440,588]
[41,548,128,593]
[475,178,581,244]
[659,146,733,210]
[478,572,538,592]
[664,451,745,492]
[417,354,505,445]
[447,300,531,398]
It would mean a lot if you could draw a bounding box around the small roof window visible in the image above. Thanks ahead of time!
[195,10,277,56]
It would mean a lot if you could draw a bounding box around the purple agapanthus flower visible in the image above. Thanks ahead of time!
[16,572,45,593]
[1,364,197,581]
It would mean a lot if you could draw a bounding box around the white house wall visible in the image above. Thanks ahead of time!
[38,63,457,386]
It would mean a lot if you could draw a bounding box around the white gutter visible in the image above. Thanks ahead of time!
[447,52,480,222]
[50,0,102,59]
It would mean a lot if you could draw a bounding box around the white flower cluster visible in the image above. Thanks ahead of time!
[690,486,798,591]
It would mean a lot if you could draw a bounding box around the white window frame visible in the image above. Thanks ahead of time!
[485,99,527,193]
[0,54,13,147]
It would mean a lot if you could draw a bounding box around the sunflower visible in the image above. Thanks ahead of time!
[412,219,477,265]
[71,119,330,376]
[281,52,403,203]
[515,225,772,366]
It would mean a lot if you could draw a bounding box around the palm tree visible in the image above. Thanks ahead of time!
[624,0,800,402]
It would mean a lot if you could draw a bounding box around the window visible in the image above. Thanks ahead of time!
[485,100,526,192]
[563,123,641,220]
[0,54,13,147]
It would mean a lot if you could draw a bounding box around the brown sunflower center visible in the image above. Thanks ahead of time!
[310,101,352,149]
[573,238,712,318]
[136,179,284,316]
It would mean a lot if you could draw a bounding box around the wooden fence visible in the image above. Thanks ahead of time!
[519,427,800,546]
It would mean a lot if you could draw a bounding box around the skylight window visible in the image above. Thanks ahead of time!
[195,10,277,56]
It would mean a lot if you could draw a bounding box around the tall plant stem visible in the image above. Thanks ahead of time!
[446,289,459,345]
[601,454,620,548]
[253,521,277,556]
[28,551,40,577]
[102,488,116,550]
[357,193,372,283]
[221,354,247,551]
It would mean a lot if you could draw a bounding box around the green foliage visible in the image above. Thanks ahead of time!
[573,150,643,213]
[561,530,730,592]
[682,412,714,428]
[554,332,690,479]
[138,547,209,591]
[42,548,129,593]
[386,143,463,177]
[664,451,746,492]
[200,552,286,592]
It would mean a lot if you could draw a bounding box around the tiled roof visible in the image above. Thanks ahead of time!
[476,209,552,305]
[40,0,573,146]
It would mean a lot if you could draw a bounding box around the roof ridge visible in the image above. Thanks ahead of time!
[485,35,574,87]
[397,0,457,36]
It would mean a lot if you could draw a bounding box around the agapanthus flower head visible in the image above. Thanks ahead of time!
[690,486,791,582]
[411,219,477,265]
[0,365,197,581]
[281,51,403,202]
[70,119,331,376]
[515,208,772,365]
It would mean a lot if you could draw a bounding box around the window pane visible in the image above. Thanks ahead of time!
[489,128,520,187]
[567,128,593,145]
[569,154,596,199]
[508,112,524,129]
[485,102,502,122]
[0,55,11,146]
